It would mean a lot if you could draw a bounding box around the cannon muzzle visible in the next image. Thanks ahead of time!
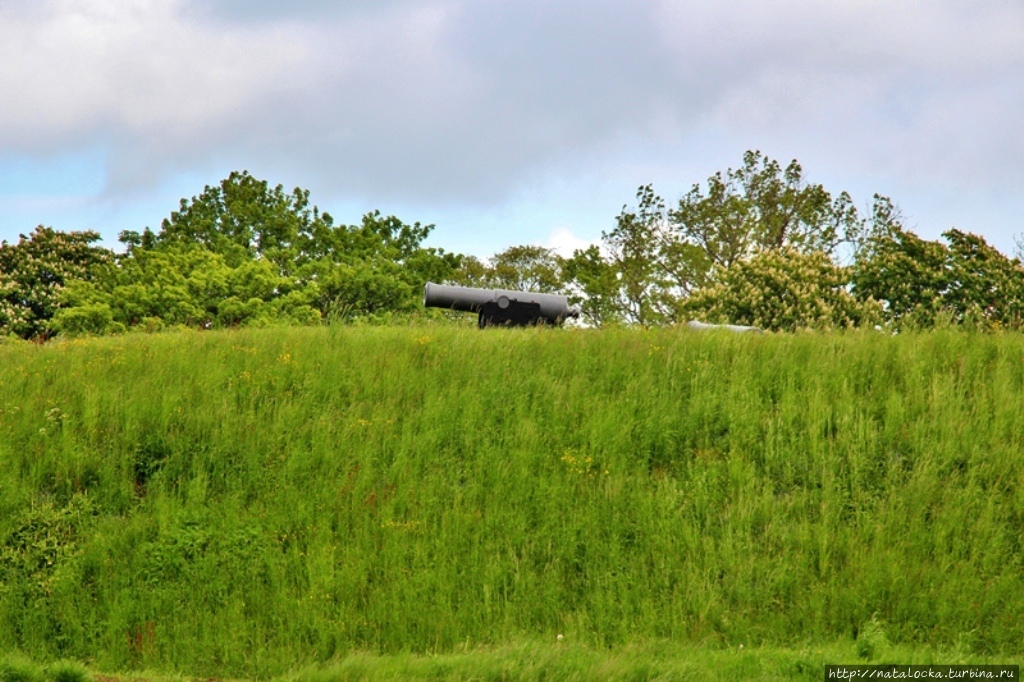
[424,282,579,328]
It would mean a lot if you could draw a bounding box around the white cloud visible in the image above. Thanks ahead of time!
[1,0,1022,250]
[545,226,596,258]
[650,0,1024,189]
[0,0,312,178]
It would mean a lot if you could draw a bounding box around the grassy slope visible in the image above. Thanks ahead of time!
[0,326,1022,677]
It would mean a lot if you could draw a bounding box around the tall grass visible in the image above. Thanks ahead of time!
[0,326,1021,676]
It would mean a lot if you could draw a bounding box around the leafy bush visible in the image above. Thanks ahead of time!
[50,304,118,337]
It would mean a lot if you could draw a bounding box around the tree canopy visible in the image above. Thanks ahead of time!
[852,224,1024,330]
[47,172,461,337]
[5,154,1022,339]
[558,151,1023,331]
[453,245,565,294]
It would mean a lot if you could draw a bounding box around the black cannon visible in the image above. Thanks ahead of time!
[423,282,580,328]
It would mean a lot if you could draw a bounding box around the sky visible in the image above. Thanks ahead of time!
[2,0,1022,259]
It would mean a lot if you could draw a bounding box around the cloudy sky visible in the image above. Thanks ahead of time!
[2,0,1022,258]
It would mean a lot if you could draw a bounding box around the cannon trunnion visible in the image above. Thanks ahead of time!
[423,282,579,328]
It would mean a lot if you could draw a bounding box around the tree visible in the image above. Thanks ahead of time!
[561,151,873,327]
[601,185,675,326]
[684,247,880,332]
[53,243,320,334]
[851,225,1024,330]
[0,227,113,339]
[294,210,461,320]
[126,171,333,272]
[942,230,1024,328]
[666,150,862,289]
[560,186,677,327]
[451,245,565,293]
[487,245,565,293]
[560,245,621,327]
[59,172,463,333]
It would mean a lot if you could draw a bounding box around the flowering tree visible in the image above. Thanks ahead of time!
[0,227,113,339]
[683,247,881,332]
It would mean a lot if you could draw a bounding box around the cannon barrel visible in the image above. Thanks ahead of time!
[423,282,579,325]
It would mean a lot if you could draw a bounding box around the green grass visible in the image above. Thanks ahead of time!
[0,653,46,682]
[3,639,1015,682]
[0,655,90,682]
[267,639,1016,681]
[1,325,1022,677]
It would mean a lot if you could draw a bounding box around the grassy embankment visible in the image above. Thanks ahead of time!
[0,325,1022,678]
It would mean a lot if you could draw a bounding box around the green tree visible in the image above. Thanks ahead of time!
[851,224,951,329]
[60,172,462,333]
[666,150,862,289]
[0,227,113,339]
[602,185,675,326]
[451,245,565,293]
[296,210,461,320]
[53,244,318,334]
[561,186,676,327]
[127,170,333,271]
[560,245,622,327]
[852,225,1024,329]
[943,229,1024,328]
